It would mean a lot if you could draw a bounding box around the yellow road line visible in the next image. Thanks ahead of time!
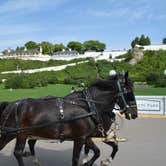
[138,114,166,119]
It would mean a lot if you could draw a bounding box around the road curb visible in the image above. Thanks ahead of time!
[138,114,166,119]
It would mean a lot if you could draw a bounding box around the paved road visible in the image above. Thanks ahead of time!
[0,118,166,166]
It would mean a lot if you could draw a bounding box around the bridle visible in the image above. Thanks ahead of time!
[116,80,137,114]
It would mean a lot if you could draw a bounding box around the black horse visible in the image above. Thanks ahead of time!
[0,72,137,166]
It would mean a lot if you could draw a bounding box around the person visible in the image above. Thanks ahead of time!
[70,87,76,94]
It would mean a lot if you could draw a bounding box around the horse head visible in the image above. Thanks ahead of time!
[116,71,138,120]
[89,71,137,120]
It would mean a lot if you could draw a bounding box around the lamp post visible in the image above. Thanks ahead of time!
[164,70,166,76]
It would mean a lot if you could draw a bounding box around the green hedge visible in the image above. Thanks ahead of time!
[5,74,48,89]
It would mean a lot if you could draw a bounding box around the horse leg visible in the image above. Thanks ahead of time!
[81,144,90,164]
[14,136,26,166]
[23,139,41,166]
[81,138,100,166]
[29,139,41,166]
[28,139,37,156]
[100,141,118,166]
[23,139,37,157]
[72,139,84,166]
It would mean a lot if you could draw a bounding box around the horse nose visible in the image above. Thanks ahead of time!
[132,114,138,119]
[131,111,138,119]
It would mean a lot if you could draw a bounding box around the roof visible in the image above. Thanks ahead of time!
[7,49,40,56]
[53,50,79,55]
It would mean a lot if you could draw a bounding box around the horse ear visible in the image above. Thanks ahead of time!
[125,71,129,78]
[114,74,118,80]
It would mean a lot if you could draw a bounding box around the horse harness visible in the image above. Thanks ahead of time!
[0,80,136,140]
[0,95,101,139]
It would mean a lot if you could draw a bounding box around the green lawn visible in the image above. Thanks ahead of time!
[0,84,74,101]
[135,87,166,96]
[0,84,166,101]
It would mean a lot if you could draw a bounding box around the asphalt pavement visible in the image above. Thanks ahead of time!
[0,118,166,166]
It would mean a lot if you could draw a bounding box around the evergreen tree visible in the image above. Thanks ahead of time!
[162,37,166,44]
[131,35,151,48]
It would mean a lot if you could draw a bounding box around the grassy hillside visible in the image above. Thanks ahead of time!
[0,50,166,89]
[0,58,87,72]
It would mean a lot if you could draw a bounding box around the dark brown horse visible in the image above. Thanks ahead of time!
[0,72,137,166]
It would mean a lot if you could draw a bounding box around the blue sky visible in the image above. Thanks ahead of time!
[0,0,166,51]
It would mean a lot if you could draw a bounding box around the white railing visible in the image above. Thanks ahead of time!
[136,96,166,115]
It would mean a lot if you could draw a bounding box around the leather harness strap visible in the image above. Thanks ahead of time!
[82,89,106,137]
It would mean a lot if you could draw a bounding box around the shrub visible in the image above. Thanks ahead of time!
[4,74,48,89]
[64,78,77,84]
[145,72,160,85]
[155,75,166,87]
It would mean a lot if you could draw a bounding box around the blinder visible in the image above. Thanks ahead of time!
[116,80,137,115]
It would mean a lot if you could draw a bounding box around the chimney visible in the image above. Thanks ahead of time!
[39,46,42,53]
[7,48,11,53]
[24,47,27,51]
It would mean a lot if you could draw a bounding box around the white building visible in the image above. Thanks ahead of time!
[6,46,43,57]
[0,47,50,61]
[51,50,127,61]
[135,44,166,51]
[51,50,80,60]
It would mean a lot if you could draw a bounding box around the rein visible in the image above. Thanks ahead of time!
[0,106,96,137]
[0,79,135,138]
[0,93,113,137]
[117,80,137,113]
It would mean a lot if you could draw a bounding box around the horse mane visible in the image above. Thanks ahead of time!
[90,78,117,91]
[0,102,10,117]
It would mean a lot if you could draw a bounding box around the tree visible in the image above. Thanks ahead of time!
[24,41,38,50]
[53,43,65,52]
[67,41,83,53]
[162,37,166,44]
[16,46,25,50]
[40,41,54,55]
[131,35,151,48]
[131,37,139,48]
[139,35,151,46]
[145,36,151,45]
[83,40,106,52]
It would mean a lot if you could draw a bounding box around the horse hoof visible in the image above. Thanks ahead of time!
[80,155,89,166]
[100,159,112,166]
[82,163,90,166]
[32,156,41,166]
